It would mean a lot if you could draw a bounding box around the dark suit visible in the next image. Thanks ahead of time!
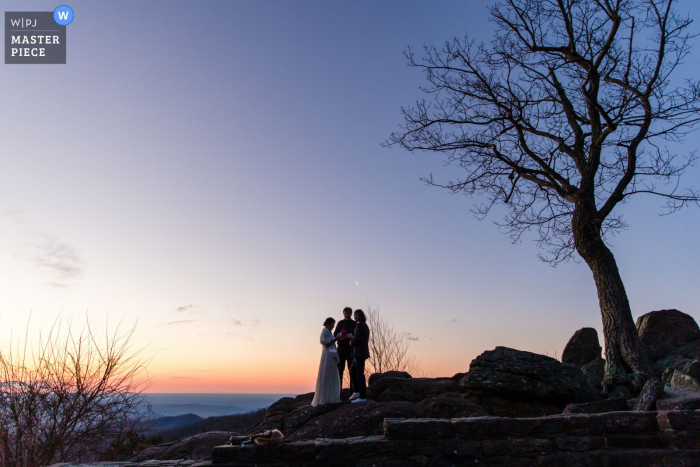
[333,319,357,392]
[349,321,370,398]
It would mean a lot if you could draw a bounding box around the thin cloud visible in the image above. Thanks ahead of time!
[160,320,195,326]
[231,318,260,327]
[407,336,419,341]
[2,211,84,288]
[32,240,83,285]
[176,304,195,312]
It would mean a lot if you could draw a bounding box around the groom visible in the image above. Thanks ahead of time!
[348,309,369,403]
[334,307,356,394]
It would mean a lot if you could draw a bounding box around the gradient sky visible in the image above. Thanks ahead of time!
[1,1,699,393]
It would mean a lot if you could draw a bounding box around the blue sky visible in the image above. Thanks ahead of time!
[1,1,698,392]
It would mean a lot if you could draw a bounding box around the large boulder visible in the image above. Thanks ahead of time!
[368,377,458,403]
[655,387,700,411]
[636,309,700,362]
[285,400,423,441]
[460,347,600,404]
[243,393,316,435]
[655,339,700,377]
[282,401,343,434]
[418,395,488,418]
[367,370,411,387]
[581,356,606,389]
[127,431,237,462]
[459,390,563,417]
[562,328,602,367]
[562,397,628,414]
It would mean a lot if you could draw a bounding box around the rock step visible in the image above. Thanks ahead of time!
[211,411,700,466]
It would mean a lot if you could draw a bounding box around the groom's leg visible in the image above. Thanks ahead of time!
[355,358,367,399]
[349,359,358,394]
[337,358,347,394]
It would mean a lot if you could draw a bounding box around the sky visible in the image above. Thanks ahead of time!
[1,1,699,394]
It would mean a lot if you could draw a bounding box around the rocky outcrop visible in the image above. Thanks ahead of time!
[367,370,411,387]
[284,400,423,441]
[633,378,664,411]
[460,347,600,404]
[50,461,209,467]
[212,410,700,466]
[667,368,700,392]
[242,385,486,442]
[562,327,602,367]
[656,388,700,411]
[636,309,700,363]
[656,339,700,378]
[581,356,606,389]
[562,397,628,414]
[127,432,237,462]
[419,395,488,418]
[367,377,458,402]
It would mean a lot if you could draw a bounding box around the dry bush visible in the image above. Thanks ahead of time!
[0,317,152,467]
[364,303,421,377]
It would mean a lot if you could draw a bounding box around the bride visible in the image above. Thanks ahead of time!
[311,317,342,406]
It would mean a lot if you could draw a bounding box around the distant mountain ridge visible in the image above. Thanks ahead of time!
[151,403,244,418]
[146,413,203,435]
[144,393,295,418]
[153,408,267,439]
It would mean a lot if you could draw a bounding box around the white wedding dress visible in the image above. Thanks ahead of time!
[311,327,341,407]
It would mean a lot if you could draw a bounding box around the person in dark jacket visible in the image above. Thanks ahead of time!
[349,309,370,402]
[333,307,356,395]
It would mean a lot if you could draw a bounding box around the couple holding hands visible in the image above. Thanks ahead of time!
[311,307,369,407]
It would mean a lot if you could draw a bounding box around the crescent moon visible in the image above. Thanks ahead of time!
[356,281,359,286]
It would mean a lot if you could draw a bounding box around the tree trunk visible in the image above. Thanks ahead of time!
[572,200,653,392]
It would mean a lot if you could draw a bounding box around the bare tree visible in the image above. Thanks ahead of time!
[0,317,152,467]
[364,303,422,377]
[387,0,700,393]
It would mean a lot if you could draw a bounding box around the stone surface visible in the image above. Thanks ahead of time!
[633,378,663,411]
[460,389,564,417]
[372,378,458,403]
[654,340,700,379]
[243,393,315,435]
[285,400,423,441]
[562,397,628,414]
[656,388,700,410]
[367,370,411,387]
[460,347,600,404]
[51,410,700,467]
[282,401,343,434]
[50,462,205,467]
[581,356,606,389]
[608,385,632,401]
[562,328,602,368]
[636,309,700,362]
[418,395,488,418]
[668,369,700,391]
[128,432,236,462]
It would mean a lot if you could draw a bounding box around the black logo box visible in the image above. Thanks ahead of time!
[5,12,66,64]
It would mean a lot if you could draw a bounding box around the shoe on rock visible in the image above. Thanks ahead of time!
[351,398,366,403]
[348,392,360,401]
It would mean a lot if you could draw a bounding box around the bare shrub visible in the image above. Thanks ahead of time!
[364,303,421,377]
[0,317,152,467]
